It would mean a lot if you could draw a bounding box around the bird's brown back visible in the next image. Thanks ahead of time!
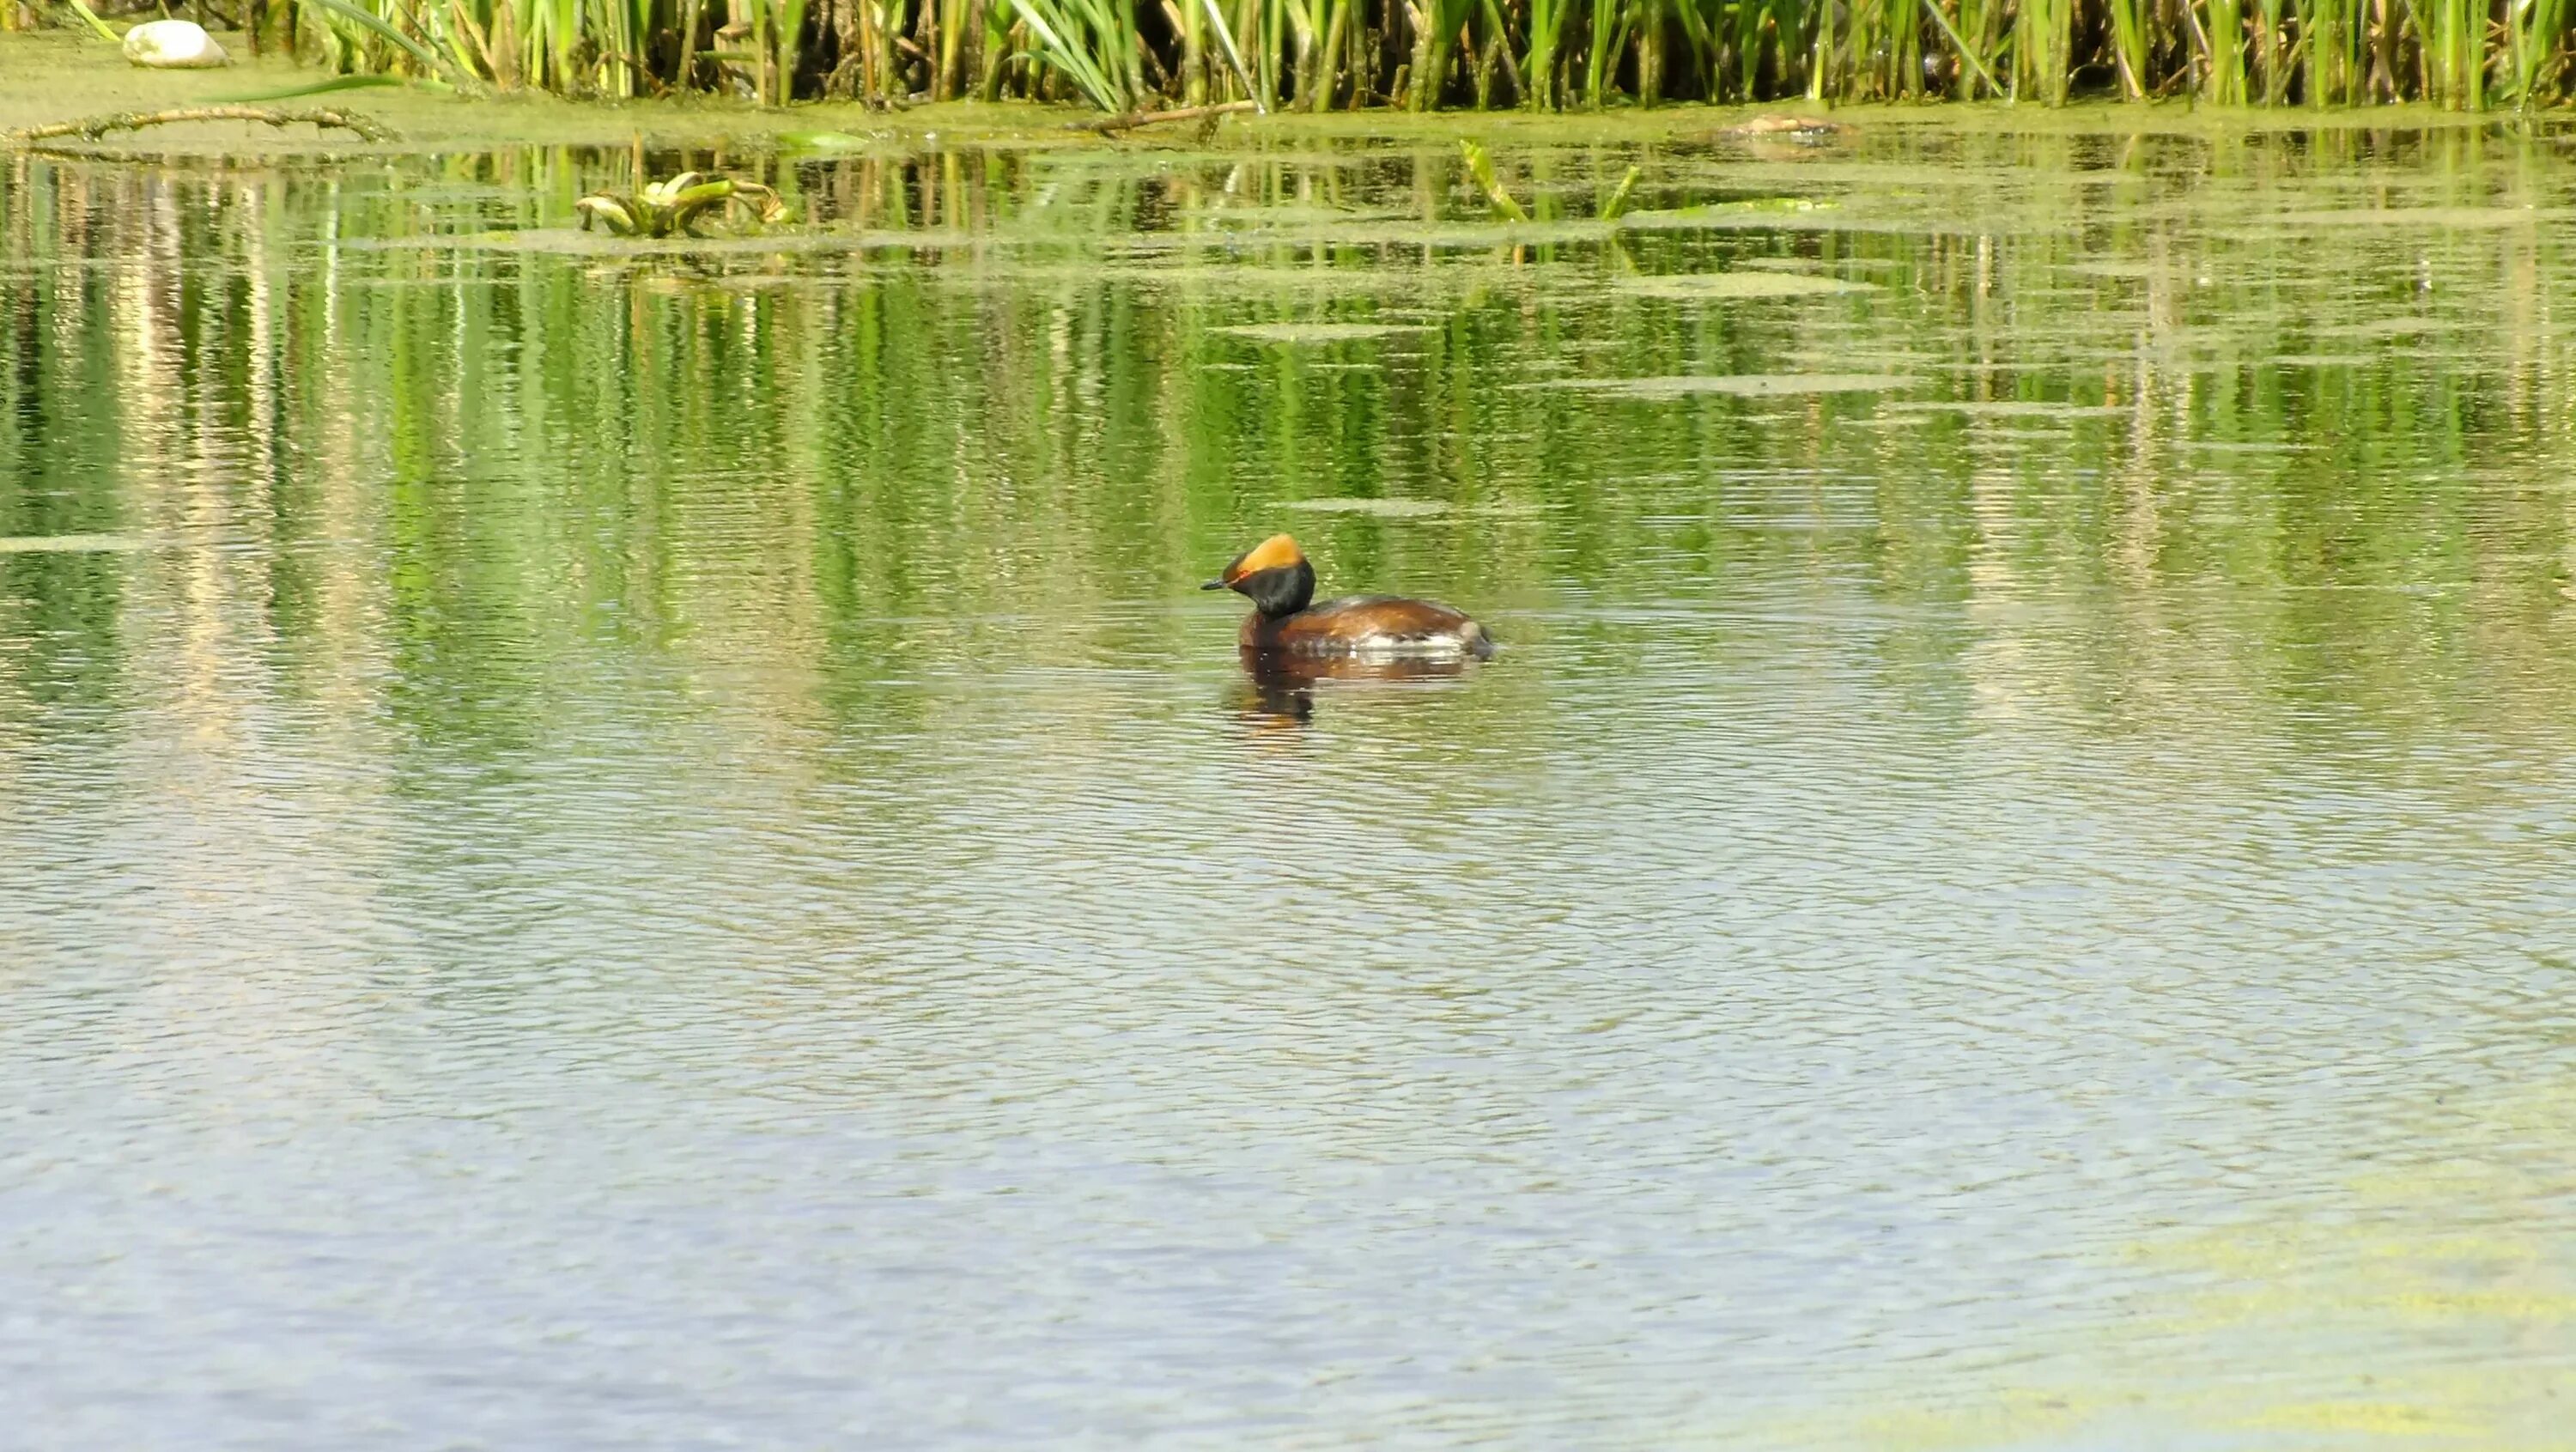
[1241,596,1491,657]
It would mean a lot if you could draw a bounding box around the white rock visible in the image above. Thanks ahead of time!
[123,20,230,69]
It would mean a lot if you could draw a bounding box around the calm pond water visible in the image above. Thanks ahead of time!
[4,123,2575,1448]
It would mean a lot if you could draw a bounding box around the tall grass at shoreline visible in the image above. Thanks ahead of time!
[36,0,2576,111]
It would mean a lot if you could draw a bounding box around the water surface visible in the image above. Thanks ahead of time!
[4,125,2574,1448]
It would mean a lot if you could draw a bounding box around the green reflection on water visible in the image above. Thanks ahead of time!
[3,125,2574,1443]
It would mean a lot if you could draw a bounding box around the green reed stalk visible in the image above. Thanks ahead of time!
[260,0,2576,110]
[2105,0,2147,94]
[1891,0,1925,95]
[1584,0,1629,105]
[2202,0,2248,100]
[2300,0,2344,101]
[1247,0,1280,104]
[1805,0,1831,97]
[2014,0,2073,100]
[2430,0,2484,105]
[1181,0,1207,99]
[1633,0,1664,100]
[1282,0,1317,104]
[1663,0,1713,95]
[1198,0,1260,100]
[780,0,814,102]
[1945,0,2004,95]
[2506,0,2569,103]
[2254,0,2286,100]
[1732,0,1777,97]
[1525,0,1571,106]
[934,0,968,95]
[1310,0,1352,106]
[1408,0,1475,103]
[1010,0,1134,105]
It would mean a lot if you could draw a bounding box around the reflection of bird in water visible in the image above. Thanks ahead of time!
[1718,113,1856,162]
[1230,652,1481,731]
[1202,534,1495,664]
[1721,113,1856,143]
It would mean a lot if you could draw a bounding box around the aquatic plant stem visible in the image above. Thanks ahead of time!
[9,106,397,144]
[1068,98,1259,128]
[61,0,121,40]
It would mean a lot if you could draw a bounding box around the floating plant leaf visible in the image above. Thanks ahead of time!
[777,131,877,151]
[0,534,150,553]
[2278,208,2574,228]
[1176,218,1613,250]
[1188,204,1396,228]
[214,74,409,103]
[1617,199,1837,231]
[1885,400,2127,418]
[1217,322,1433,343]
[1279,498,1452,516]
[357,229,939,258]
[1615,272,1875,300]
[1531,374,1916,398]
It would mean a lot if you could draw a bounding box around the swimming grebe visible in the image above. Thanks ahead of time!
[1203,534,1495,661]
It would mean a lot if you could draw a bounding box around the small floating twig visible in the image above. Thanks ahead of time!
[1068,100,1258,136]
[7,106,396,147]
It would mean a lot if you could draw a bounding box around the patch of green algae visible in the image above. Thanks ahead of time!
[1704,1080,2576,1450]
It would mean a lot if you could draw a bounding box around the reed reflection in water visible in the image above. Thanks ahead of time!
[3,129,2573,1448]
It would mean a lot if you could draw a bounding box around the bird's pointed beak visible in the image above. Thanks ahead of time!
[1200,578,1230,591]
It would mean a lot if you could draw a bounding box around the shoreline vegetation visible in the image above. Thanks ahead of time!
[7,0,2576,125]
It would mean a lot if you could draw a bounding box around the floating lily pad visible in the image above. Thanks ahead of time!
[1616,271,1876,300]
[1533,373,1916,398]
[1217,321,1433,343]
[1279,497,1451,516]
[0,534,149,554]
